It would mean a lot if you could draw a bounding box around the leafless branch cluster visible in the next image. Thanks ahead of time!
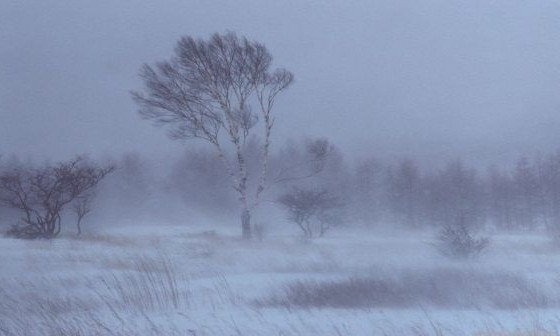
[0,157,114,239]
[435,215,490,259]
[132,32,292,144]
[73,191,95,236]
[278,188,344,238]
[132,32,293,239]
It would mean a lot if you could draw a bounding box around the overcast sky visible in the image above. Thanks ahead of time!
[1,0,560,166]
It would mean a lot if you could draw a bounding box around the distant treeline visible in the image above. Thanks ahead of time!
[2,139,560,232]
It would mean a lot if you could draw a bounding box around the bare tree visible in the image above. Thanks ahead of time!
[278,188,343,238]
[73,192,95,236]
[487,167,515,229]
[132,32,293,239]
[0,157,114,239]
[352,157,386,225]
[512,157,540,229]
[534,151,560,233]
[387,159,423,227]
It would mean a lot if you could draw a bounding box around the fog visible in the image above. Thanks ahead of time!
[3,2,560,335]
[2,0,560,166]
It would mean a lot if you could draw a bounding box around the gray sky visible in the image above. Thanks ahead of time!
[1,0,560,166]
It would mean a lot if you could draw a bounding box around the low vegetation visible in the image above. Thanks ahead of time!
[258,268,546,310]
[0,157,113,239]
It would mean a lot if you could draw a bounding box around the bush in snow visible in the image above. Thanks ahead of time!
[434,214,489,259]
[278,188,344,238]
[0,157,113,239]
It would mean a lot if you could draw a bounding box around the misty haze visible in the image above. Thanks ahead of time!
[2,1,560,335]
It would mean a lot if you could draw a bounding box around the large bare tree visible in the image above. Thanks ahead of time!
[132,32,293,239]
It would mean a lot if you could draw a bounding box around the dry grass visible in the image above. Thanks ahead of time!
[2,230,560,335]
[257,268,551,310]
[89,253,189,313]
[0,253,190,336]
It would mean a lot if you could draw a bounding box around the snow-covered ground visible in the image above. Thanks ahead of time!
[1,224,560,335]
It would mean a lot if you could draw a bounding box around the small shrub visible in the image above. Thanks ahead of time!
[435,216,489,259]
[0,157,114,239]
[278,188,343,238]
[5,223,45,240]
